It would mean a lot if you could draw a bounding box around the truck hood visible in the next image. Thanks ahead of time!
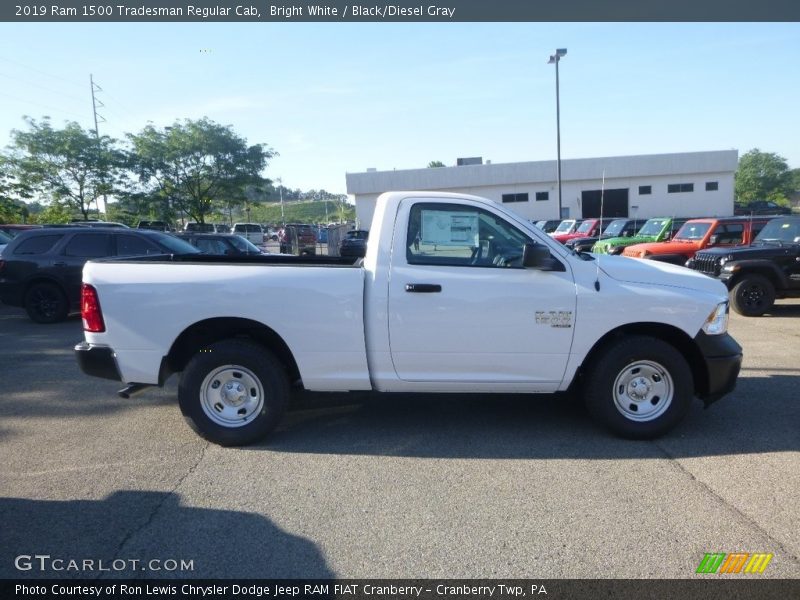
[598,255,726,296]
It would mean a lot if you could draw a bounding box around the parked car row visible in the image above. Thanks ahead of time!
[535,213,799,317]
[0,227,200,323]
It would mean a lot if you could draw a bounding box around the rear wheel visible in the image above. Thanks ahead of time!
[24,282,69,324]
[730,274,775,317]
[583,336,693,439]
[178,339,289,446]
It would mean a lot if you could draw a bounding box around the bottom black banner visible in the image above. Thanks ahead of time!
[3,579,799,600]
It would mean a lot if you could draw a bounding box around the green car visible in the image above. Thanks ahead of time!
[592,217,688,254]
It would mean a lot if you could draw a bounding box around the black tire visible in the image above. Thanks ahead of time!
[178,339,289,446]
[24,282,69,324]
[730,274,775,317]
[583,336,693,440]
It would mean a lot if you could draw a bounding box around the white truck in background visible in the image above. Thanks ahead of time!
[76,191,742,446]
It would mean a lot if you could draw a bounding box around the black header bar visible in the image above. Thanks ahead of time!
[3,0,800,22]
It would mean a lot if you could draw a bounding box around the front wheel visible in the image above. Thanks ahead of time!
[730,274,775,317]
[583,336,693,439]
[178,340,289,446]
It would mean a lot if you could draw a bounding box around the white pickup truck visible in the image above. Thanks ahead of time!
[75,191,742,446]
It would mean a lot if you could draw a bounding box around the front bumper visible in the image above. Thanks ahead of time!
[693,331,742,406]
[74,342,122,381]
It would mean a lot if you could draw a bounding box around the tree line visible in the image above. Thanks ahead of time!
[0,116,344,225]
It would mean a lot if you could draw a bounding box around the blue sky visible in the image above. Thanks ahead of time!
[0,22,798,194]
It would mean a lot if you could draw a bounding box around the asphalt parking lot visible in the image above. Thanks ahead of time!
[0,301,798,580]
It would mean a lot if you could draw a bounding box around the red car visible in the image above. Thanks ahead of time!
[551,218,614,244]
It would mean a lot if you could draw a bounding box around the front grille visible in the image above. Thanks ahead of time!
[693,253,721,276]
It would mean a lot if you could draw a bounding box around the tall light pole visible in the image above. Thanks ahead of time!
[277,177,285,226]
[548,48,567,219]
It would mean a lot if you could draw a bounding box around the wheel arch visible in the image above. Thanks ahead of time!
[726,263,785,290]
[573,322,709,398]
[23,276,69,300]
[165,317,302,387]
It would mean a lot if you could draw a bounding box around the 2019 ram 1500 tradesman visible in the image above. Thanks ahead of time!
[75,192,742,446]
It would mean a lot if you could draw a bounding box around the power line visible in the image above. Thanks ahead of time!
[0,54,85,89]
[0,70,87,104]
[0,90,88,121]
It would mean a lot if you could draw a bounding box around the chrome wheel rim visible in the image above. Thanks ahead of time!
[612,360,673,422]
[200,365,264,428]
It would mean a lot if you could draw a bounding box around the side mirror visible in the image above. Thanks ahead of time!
[708,235,719,246]
[522,243,563,271]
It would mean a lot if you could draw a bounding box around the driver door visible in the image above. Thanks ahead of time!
[388,200,577,388]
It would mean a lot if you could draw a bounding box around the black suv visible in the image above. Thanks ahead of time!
[733,200,791,216]
[176,233,263,256]
[688,216,800,316]
[0,227,198,323]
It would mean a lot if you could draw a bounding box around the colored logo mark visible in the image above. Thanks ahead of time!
[696,552,773,574]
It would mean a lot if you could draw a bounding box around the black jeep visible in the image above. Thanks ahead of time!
[688,216,800,316]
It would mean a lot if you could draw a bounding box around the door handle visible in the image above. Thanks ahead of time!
[53,262,67,267]
[405,283,442,293]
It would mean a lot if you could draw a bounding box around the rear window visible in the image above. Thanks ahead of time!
[13,234,65,255]
[64,233,111,258]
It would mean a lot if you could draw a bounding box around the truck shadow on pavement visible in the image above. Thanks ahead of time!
[257,373,799,460]
[0,491,334,579]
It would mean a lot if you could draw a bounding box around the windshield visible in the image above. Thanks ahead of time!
[151,232,201,254]
[755,219,800,243]
[0,231,11,244]
[602,220,627,237]
[228,235,262,253]
[554,220,576,233]
[638,218,668,236]
[576,220,595,234]
[675,222,711,240]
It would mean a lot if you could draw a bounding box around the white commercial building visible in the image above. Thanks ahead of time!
[346,150,738,229]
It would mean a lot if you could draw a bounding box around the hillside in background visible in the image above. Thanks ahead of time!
[250,200,355,225]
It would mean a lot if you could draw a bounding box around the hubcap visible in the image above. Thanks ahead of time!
[612,360,673,422]
[200,365,265,428]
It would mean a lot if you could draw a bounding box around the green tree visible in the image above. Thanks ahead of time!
[31,200,71,224]
[127,118,276,224]
[6,117,120,220]
[735,149,792,205]
[427,160,445,168]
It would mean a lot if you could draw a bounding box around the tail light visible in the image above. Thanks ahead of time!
[81,283,106,332]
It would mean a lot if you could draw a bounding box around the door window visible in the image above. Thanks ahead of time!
[406,203,531,268]
[63,234,111,258]
[116,234,160,256]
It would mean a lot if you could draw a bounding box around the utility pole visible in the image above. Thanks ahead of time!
[90,74,108,218]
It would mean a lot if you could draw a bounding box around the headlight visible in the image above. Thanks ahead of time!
[702,302,729,335]
[719,257,728,266]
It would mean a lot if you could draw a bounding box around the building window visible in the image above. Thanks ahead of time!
[668,183,694,193]
[638,185,652,195]
[501,193,529,203]
[535,192,549,201]
[705,181,719,191]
